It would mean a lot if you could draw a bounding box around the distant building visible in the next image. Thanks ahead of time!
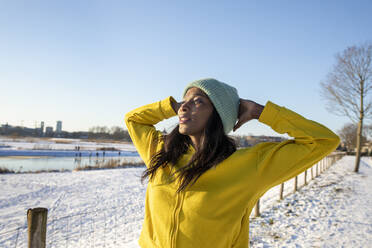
[40,121,45,136]
[45,126,53,136]
[1,123,9,131]
[56,121,62,134]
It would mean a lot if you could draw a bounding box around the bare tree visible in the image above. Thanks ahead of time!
[320,42,372,172]
[338,123,368,151]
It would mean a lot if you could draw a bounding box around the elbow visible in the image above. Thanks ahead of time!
[312,133,340,156]
[124,112,133,129]
[331,132,341,148]
[124,113,129,124]
[124,112,133,124]
[334,135,341,150]
[325,134,341,154]
[334,135,341,147]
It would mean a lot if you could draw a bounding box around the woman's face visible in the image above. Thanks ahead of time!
[178,87,214,136]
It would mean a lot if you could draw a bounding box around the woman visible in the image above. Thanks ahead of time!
[125,78,340,248]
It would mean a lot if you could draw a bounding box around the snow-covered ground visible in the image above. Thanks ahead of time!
[249,156,372,247]
[0,155,371,247]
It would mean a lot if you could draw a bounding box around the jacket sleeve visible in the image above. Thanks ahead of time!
[254,100,340,191]
[124,96,177,167]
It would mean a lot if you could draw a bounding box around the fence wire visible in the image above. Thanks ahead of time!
[0,225,27,248]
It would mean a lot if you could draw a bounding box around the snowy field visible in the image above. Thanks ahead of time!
[0,155,371,247]
[249,156,372,247]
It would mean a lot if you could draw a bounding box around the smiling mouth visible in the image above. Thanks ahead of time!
[179,117,191,124]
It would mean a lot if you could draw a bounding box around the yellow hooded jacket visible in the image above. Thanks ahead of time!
[124,96,340,248]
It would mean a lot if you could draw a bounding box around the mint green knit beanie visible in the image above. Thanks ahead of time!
[182,78,240,134]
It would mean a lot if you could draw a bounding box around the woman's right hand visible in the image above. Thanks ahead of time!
[171,99,182,114]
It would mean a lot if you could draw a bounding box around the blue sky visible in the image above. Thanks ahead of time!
[1,0,372,137]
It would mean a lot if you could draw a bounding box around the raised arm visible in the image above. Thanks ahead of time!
[124,96,177,167]
[246,100,340,192]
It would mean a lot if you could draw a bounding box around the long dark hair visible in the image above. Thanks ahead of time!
[140,107,236,193]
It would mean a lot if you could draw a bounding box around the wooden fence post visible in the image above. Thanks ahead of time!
[328,157,330,169]
[327,157,329,169]
[27,208,48,248]
[324,159,326,172]
[294,176,298,192]
[327,157,330,169]
[311,166,314,180]
[255,199,260,217]
[279,183,284,200]
[304,169,307,185]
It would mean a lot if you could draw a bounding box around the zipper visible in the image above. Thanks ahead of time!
[169,193,178,247]
[170,190,185,247]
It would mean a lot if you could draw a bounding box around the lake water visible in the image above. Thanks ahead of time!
[0,152,142,172]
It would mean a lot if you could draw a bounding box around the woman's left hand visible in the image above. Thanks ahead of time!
[233,99,264,132]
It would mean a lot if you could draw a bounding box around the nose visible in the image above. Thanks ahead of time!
[179,100,190,113]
